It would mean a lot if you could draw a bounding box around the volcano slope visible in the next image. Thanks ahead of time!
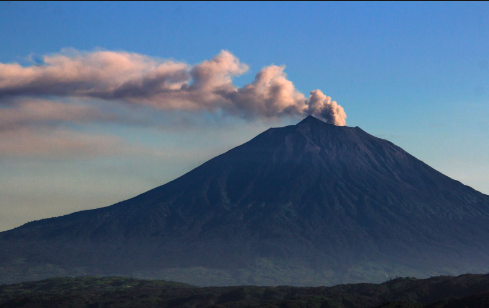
[1,116,489,286]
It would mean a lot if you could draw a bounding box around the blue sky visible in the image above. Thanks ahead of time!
[0,2,488,231]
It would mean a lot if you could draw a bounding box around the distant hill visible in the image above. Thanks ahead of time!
[1,116,489,285]
[3,274,489,307]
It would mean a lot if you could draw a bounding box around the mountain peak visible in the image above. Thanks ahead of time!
[297,115,325,125]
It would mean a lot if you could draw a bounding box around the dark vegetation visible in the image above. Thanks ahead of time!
[2,116,489,285]
[2,274,489,308]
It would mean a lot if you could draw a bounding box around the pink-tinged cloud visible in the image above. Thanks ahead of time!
[0,98,149,159]
[0,99,114,131]
[0,125,168,160]
[0,128,127,159]
[0,49,347,125]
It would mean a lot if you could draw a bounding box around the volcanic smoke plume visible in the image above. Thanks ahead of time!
[0,49,347,125]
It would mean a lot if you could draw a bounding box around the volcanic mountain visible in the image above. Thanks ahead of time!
[1,116,489,286]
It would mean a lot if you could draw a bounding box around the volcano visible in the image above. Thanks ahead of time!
[1,116,489,286]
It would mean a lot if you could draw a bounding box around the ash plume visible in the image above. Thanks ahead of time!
[0,49,347,125]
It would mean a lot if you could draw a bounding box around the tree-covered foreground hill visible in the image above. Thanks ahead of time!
[2,274,489,308]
